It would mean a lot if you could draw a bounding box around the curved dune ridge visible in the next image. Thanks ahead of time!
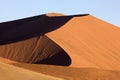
[0,13,87,65]
[0,13,120,80]
[0,35,71,66]
[46,14,120,70]
[0,13,72,45]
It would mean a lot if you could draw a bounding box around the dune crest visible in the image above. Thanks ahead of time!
[46,13,64,17]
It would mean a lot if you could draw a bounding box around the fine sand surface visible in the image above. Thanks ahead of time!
[46,14,120,70]
[11,63,120,80]
[0,57,17,64]
[0,62,64,80]
[0,58,120,80]
[1,56,120,80]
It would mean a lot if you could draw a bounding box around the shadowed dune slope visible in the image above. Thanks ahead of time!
[0,35,71,66]
[0,13,88,66]
[46,15,120,70]
[0,14,71,45]
[0,62,64,80]
[0,13,87,45]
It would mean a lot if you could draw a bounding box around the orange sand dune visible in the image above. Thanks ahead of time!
[46,14,120,70]
[0,62,63,80]
[0,36,67,64]
[0,13,120,70]
[0,14,72,65]
[0,13,120,80]
[1,57,120,80]
[11,63,120,80]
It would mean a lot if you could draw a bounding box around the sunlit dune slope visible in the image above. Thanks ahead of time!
[46,14,120,70]
[0,57,120,80]
[0,62,63,80]
[0,57,17,64]
[12,63,120,80]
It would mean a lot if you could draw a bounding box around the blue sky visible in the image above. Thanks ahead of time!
[0,0,120,26]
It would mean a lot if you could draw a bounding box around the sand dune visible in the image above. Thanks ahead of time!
[0,57,17,64]
[0,57,120,80]
[0,35,71,66]
[0,13,120,80]
[0,36,63,63]
[46,14,120,70]
[11,63,120,80]
[0,62,63,80]
[0,13,74,65]
[0,14,72,45]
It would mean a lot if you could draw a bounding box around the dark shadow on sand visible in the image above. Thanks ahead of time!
[0,14,89,45]
[34,50,71,66]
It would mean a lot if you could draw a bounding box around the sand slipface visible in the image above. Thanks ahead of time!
[0,36,65,64]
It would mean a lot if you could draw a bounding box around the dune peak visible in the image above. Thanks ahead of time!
[46,12,64,17]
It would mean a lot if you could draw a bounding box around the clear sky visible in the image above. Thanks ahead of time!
[0,0,120,26]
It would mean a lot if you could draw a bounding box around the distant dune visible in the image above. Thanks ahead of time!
[0,13,120,80]
[46,12,64,17]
